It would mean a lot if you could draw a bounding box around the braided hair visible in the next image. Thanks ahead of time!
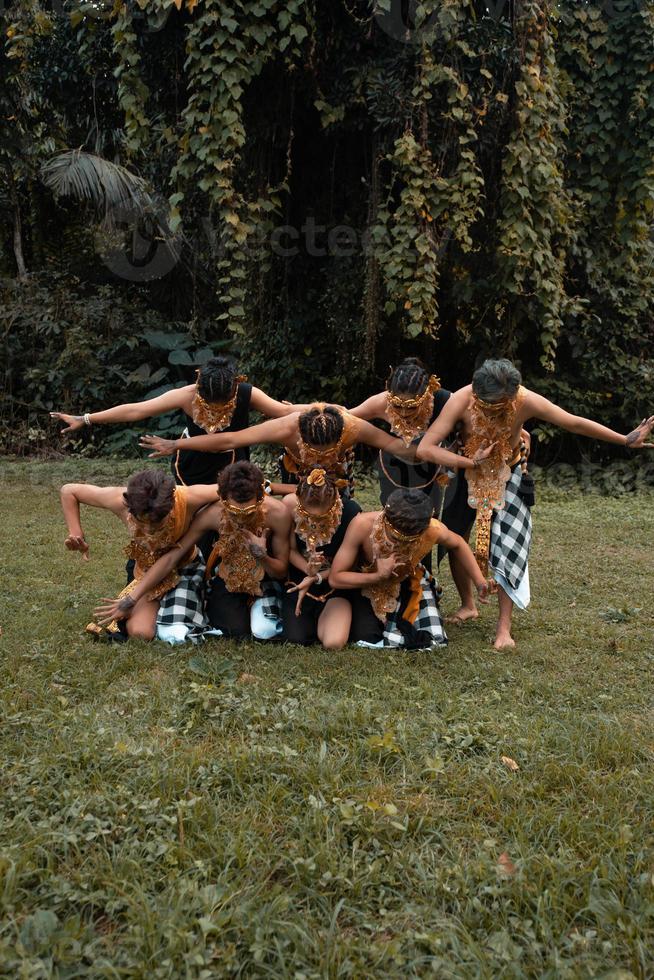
[298,405,344,448]
[389,357,430,397]
[197,356,238,403]
[123,469,176,522]
[297,472,338,510]
[218,461,264,503]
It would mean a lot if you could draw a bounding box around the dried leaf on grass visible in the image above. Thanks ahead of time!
[501,755,519,772]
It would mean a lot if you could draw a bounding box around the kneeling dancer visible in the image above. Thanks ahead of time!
[61,470,217,641]
[95,462,291,641]
[329,489,489,649]
[282,468,382,649]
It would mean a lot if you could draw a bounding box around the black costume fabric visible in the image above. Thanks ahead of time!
[172,381,253,487]
[377,388,452,573]
[281,498,382,645]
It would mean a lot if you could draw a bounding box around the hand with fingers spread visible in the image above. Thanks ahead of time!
[286,574,321,616]
[65,534,90,561]
[625,415,654,449]
[139,434,177,458]
[94,594,136,626]
[50,412,85,434]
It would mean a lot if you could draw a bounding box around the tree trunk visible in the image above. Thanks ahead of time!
[9,173,28,279]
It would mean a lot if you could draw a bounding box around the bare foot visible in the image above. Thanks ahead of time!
[445,605,479,625]
[493,629,516,650]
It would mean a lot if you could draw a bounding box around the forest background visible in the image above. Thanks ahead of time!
[2,0,653,467]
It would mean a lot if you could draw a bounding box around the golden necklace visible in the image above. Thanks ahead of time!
[206,495,267,595]
[362,512,433,621]
[294,494,343,575]
[190,375,247,433]
[385,375,441,447]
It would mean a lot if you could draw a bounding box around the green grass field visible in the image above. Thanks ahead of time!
[1,458,653,978]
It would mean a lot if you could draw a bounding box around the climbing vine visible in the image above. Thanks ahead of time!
[2,0,653,441]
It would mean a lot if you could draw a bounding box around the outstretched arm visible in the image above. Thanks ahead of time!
[528,393,654,448]
[354,418,419,460]
[348,393,387,422]
[60,484,126,560]
[139,414,296,458]
[50,386,193,434]
[250,388,313,418]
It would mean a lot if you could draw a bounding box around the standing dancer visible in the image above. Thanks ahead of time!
[281,468,382,649]
[60,470,217,641]
[51,355,301,487]
[417,358,654,649]
[95,462,291,641]
[349,357,455,571]
[329,489,489,650]
[349,358,452,504]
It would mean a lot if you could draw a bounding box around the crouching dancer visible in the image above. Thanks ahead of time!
[329,489,489,650]
[281,468,382,649]
[95,462,290,641]
[61,470,218,641]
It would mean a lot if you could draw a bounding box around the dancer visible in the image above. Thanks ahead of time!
[139,402,490,489]
[329,489,489,649]
[349,357,452,504]
[281,468,382,649]
[95,462,291,641]
[51,355,303,487]
[349,357,456,571]
[416,357,654,649]
[60,470,217,641]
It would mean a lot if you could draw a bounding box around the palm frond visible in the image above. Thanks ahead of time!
[40,149,154,227]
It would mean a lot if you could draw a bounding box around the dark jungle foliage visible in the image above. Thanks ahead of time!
[1,0,652,459]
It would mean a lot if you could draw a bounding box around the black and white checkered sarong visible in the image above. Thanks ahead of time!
[257,578,283,622]
[382,568,448,649]
[156,558,208,631]
[489,465,531,592]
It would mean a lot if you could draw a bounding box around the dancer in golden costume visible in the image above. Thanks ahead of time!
[95,462,290,641]
[51,356,303,488]
[417,358,654,649]
[60,470,217,641]
[329,489,489,649]
[281,468,381,649]
[138,402,489,494]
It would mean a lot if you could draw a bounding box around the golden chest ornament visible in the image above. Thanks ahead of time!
[362,512,434,622]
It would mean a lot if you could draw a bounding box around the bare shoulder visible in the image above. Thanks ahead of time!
[451,384,473,404]
[266,496,292,529]
[282,493,298,514]
[186,484,220,508]
[351,510,377,536]
[194,500,222,524]
[428,519,447,545]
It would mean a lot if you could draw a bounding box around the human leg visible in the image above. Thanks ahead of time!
[317,597,352,650]
[494,586,516,650]
[126,596,159,641]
